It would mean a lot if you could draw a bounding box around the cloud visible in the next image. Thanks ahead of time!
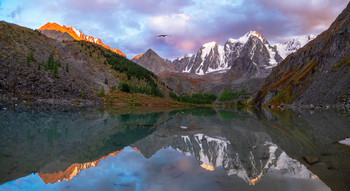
[144,0,349,58]
[148,14,190,35]
[123,0,193,14]
[256,0,349,34]
[1,0,349,59]
[8,6,23,19]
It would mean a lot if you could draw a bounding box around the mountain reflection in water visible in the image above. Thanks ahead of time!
[0,106,349,191]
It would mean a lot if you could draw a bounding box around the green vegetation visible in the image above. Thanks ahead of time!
[78,41,165,98]
[268,59,318,106]
[99,86,106,97]
[81,87,87,99]
[43,53,61,78]
[26,51,34,66]
[65,63,69,73]
[170,92,217,104]
[52,64,58,78]
[219,90,248,101]
[169,91,178,100]
[118,81,164,97]
[333,55,350,71]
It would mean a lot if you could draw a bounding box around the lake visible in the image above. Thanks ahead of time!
[0,104,349,191]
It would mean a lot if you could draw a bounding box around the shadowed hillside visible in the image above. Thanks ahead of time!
[0,21,169,105]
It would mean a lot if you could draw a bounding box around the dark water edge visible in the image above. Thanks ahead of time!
[0,104,349,190]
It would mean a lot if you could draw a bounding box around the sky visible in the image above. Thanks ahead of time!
[0,147,329,191]
[0,0,348,60]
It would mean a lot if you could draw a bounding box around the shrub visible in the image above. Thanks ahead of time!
[99,86,105,97]
[47,53,54,70]
[170,91,178,100]
[118,82,163,97]
[26,51,34,66]
[119,82,130,93]
[81,87,87,99]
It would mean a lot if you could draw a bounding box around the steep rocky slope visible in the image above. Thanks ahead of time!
[0,21,168,104]
[0,22,103,104]
[39,22,126,57]
[131,49,175,74]
[255,2,350,107]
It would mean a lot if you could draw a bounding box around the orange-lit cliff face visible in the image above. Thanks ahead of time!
[39,22,126,57]
[250,31,265,40]
[200,163,215,171]
[132,53,143,60]
[250,177,261,186]
[38,147,141,184]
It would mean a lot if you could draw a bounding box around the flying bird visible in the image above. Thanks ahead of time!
[156,34,171,38]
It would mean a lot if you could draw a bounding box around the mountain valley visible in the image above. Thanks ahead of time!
[1,3,350,108]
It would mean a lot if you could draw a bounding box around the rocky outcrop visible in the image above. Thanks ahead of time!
[255,2,350,107]
[131,49,175,74]
[39,22,126,57]
[39,30,75,42]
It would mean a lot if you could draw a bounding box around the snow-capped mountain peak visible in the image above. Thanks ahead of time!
[238,31,265,44]
[274,34,316,59]
[193,41,226,75]
[200,41,219,60]
[202,41,218,48]
[174,31,282,76]
[175,54,194,62]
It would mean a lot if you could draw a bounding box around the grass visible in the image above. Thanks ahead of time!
[104,90,190,110]
[170,93,217,104]
[258,59,319,106]
[333,55,350,71]
[219,91,248,101]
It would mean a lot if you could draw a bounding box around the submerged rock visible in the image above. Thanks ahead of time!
[303,155,320,165]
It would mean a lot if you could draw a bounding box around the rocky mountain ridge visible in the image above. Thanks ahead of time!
[39,22,126,57]
[132,32,316,96]
[134,32,315,76]
[255,2,350,107]
[173,31,283,76]
[131,49,175,74]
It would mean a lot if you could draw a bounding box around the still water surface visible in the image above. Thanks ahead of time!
[0,106,349,191]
